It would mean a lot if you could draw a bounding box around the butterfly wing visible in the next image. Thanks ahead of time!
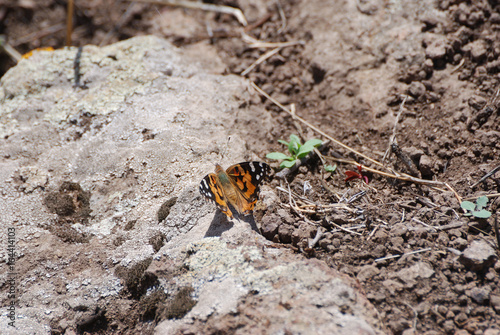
[226,162,271,214]
[199,173,233,218]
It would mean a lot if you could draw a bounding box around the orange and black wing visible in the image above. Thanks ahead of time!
[226,162,271,214]
[199,173,233,218]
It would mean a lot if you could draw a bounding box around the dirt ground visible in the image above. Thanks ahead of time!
[1,0,500,334]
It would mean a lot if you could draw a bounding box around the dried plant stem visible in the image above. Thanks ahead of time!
[129,0,248,26]
[251,81,462,203]
[374,248,432,262]
[463,193,500,201]
[241,47,281,76]
[66,0,74,46]
[0,37,22,62]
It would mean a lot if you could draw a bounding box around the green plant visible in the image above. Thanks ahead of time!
[324,164,337,173]
[266,135,322,169]
[461,196,492,218]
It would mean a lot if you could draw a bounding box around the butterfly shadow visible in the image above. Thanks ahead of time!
[204,210,260,238]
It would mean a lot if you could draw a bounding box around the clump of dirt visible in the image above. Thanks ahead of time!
[114,257,157,299]
[156,286,197,321]
[43,181,91,218]
[42,181,92,243]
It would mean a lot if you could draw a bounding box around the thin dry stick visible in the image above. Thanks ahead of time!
[471,165,500,188]
[251,81,386,169]
[250,82,463,203]
[463,193,500,201]
[400,301,418,330]
[0,37,22,62]
[100,2,140,46]
[242,33,305,48]
[129,0,248,26]
[374,248,432,262]
[308,226,324,248]
[412,218,437,232]
[326,156,460,199]
[11,23,65,47]
[367,223,382,241]
[275,0,287,34]
[494,215,499,250]
[66,0,74,46]
[382,95,407,163]
[407,221,463,232]
[328,220,363,236]
[241,47,281,76]
[451,57,465,74]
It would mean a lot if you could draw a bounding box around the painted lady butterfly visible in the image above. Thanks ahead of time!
[199,162,271,218]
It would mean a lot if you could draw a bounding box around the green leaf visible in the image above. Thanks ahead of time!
[324,164,337,172]
[472,209,492,218]
[296,145,313,158]
[460,201,476,212]
[297,139,322,158]
[278,139,289,146]
[280,159,297,169]
[303,139,323,148]
[288,135,301,155]
[475,196,488,210]
[266,152,292,160]
[289,134,301,145]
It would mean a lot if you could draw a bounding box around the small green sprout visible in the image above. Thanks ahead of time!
[266,135,322,169]
[461,196,492,219]
[324,164,337,173]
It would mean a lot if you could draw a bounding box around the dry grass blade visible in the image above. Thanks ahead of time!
[275,0,287,34]
[382,95,407,163]
[66,0,74,46]
[494,215,499,250]
[308,226,324,248]
[242,33,305,48]
[471,165,500,188]
[100,2,141,46]
[327,218,363,236]
[251,81,463,203]
[129,0,248,26]
[11,23,65,47]
[463,193,500,201]
[374,248,432,262]
[0,36,22,62]
[241,47,281,76]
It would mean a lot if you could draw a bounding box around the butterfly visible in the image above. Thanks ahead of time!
[199,162,271,218]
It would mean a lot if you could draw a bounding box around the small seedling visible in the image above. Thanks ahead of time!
[461,196,492,218]
[345,165,369,184]
[266,135,322,169]
[324,164,337,173]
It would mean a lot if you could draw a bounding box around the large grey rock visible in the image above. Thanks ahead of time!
[0,36,383,334]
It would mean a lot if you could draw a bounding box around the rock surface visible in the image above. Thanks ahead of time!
[0,36,382,334]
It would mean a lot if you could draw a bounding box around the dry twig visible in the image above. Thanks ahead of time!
[463,193,500,201]
[382,95,407,162]
[374,248,432,262]
[471,165,500,188]
[241,47,282,76]
[0,36,22,62]
[251,81,463,203]
[129,0,248,26]
[494,215,499,250]
[242,33,305,48]
[308,226,324,248]
[66,0,74,46]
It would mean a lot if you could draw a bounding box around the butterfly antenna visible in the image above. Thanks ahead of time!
[220,136,231,161]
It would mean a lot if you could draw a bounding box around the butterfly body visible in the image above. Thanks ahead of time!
[200,162,271,218]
